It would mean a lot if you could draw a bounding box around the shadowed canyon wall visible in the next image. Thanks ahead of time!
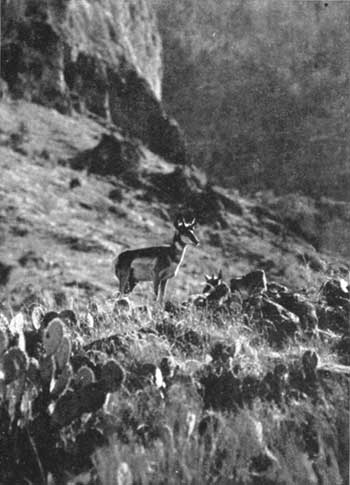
[154,0,350,199]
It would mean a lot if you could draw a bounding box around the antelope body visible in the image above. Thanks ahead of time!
[114,216,199,302]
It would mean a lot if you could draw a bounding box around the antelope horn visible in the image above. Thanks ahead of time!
[175,215,183,228]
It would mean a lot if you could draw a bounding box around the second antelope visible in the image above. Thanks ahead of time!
[114,216,199,303]
[187,270,231,309]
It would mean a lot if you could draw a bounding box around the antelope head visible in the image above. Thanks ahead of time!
[174,216,199,246]
[203,270,223,294]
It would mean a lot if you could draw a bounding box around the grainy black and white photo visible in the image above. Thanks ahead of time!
[0,0,349,483]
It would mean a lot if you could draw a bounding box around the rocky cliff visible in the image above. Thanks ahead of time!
[1,0,186,163]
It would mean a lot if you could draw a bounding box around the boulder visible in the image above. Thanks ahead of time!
[149,165,206,202]
[70,133,141,177]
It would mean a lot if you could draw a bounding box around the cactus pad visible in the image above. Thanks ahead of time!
[51,363,73,397]
[52,382,106,428]
[3,347,29,384]
[59,309,77,328]
[75,365,95,388]
[55,336,72,371]
[9,313,25,335]
[40,355,56,389]
[0,313,9,332]
[100,360,124,392]
[113,298,131,314]
[27,358,41,385]
[0,329,9,356]
[78,382,107,413]
[51,390,82,428]
[41,311,59,329]
[43,318,64,356]
[31,306,45,330]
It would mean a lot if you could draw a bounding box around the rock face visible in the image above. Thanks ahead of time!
[69,132,142,178]
[1,0,186,163]
[148,165,243,225]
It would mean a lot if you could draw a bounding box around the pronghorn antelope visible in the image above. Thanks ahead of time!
[202,270,224,295]
[203,270,231,305]
[185,271,230,309]
[114,216,199,302]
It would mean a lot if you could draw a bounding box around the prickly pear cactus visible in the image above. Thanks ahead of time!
[43,318,64,356]
[41,311,59,329]
[0,312,9,331]
[51,381,106,428]
[77,382,108,414]
[75,365,95,388]
[59,309,77,328]
[0,306,126,482]
[40,355,56,390]
[31,306,45,330]
[9,313,25,335]
[55,336,72,371]
[27,357,41,385]
[0,329,9,356]
[8,313,26,352]
[3,347,28,384]
[51,389,82,428]
[51,363,73,398]
[100,360,125,392]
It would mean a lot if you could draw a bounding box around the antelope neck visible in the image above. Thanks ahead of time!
[172,231,187,259]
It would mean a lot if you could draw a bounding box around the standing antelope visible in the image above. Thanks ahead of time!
[114,216,199,303]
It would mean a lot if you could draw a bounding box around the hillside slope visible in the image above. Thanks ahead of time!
[0,100,346,312]
[0,4,349,484]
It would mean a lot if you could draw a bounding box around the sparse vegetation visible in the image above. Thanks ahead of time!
[0,1,349,482]
[0,269,348,484]
[0,97,348,483]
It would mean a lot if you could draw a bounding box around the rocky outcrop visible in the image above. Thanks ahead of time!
[148,165,243,225]
[69,132,142,178]
[1,0,186,163]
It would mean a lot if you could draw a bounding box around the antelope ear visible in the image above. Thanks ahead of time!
[218,269,223,279]
[183,217,192,228]
[174,216,183,229]
[191,218,196,227]
[205,274,211,282]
